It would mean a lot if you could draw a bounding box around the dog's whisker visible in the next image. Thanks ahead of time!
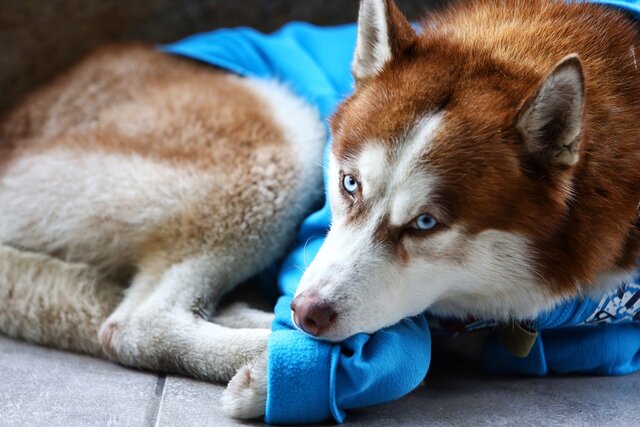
[302,237,316,269]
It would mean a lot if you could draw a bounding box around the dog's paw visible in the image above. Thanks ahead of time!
[98,319,121,359]
[221,352,267,419]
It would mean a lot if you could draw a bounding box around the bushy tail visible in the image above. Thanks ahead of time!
[0,243,122,356]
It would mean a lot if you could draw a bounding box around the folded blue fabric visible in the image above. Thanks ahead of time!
[162,1,640,423]
[483,280,640,376]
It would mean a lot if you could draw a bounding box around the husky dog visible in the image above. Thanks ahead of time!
[0,45,325,388]
[223,0,640,418]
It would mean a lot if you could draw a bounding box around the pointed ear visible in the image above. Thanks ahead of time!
[516,54,585,168]
[352,0,416,80]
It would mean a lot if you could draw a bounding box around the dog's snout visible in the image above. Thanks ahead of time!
[291,293,337,337]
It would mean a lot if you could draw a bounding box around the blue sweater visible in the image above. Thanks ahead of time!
[163,1,640,423]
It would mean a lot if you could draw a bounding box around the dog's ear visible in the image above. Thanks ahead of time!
[516,54,585,168]
[352,0,416,80]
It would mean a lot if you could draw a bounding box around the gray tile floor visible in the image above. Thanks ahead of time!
[1,334,638,426]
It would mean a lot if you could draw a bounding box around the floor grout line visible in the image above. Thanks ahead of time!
[146,374,167,427]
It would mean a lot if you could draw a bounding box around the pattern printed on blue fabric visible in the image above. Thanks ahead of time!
[584,279,640,324]
[429,276,640,336]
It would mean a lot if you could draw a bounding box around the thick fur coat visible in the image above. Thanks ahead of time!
[0,45,325,380]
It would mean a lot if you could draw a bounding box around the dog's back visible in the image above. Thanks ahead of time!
[0,45,325,276]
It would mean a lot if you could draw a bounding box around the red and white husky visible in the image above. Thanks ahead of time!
[227,0,640,417]
[1,0,640,420]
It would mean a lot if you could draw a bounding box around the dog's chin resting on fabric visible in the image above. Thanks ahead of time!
[223,0,640,418]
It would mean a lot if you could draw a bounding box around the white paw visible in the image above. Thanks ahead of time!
[221,352,267,419]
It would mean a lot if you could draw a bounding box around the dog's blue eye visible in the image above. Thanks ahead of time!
[415,214,437,231]
[343,175,359,194]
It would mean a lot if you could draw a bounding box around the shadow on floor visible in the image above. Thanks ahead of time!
[1,335,638,426]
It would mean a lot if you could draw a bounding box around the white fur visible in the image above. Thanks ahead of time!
[0,149,203,271]
[427,229,552,320]
[357,142,388,198]
[389,113,443,225]
[213,302,274,329]
[393,113,443,178]
[242,78,326,181]
[348,114,444,226]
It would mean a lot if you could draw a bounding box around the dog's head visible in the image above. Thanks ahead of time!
[292,0,591,341]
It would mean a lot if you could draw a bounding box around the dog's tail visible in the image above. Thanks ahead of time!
[0,243,122,356]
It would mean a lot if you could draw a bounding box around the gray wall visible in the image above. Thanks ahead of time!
[0,0,448,114]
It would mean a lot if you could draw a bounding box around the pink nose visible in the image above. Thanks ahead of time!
[290,293,337,336]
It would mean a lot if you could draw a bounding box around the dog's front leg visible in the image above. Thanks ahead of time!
[212,302,274,329]
[99,255,270,382]
[222,350,268,419]
[0,243,122,355]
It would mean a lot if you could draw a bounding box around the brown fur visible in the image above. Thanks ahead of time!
[332,0,640,295]
[1,44,285,171]
[0,44,306,274]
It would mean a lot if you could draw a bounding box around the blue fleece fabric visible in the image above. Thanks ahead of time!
[162,1,640,423]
